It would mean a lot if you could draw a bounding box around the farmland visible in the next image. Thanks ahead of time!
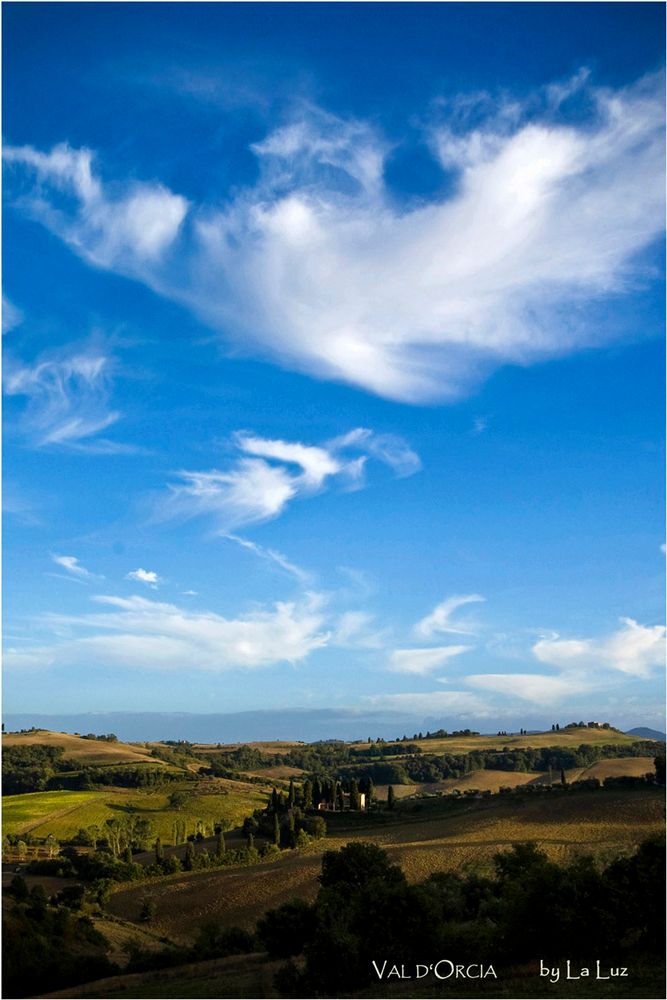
[3,731,166,767]
[106,785,664,943]
[2,781,267,842]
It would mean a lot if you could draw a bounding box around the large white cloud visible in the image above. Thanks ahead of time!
[533,618,665,678]
[7,593,331,672]
[4,73,663,403]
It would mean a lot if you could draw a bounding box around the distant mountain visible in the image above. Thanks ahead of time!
[625,727,666,742]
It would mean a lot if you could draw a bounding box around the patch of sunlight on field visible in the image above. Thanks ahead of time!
[2,791,105,835]
[3,785,268,842]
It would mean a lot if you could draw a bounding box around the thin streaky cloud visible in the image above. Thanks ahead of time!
[389,645,472,675]
[224,534,312,584]
[51,554,95,579]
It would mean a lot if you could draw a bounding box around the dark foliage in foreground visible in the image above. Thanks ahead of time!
[2,892,118,998]
[257,836,665,997]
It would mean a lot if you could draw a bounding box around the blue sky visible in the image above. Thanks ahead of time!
[3,2,665,735]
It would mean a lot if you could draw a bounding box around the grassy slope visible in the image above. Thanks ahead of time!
[2,782,268,841]
[106,787,664,944]
[2,731,165,767]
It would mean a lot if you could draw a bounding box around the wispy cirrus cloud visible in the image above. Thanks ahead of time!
[52,554,96,579]
[364,690,490,716]
[414,594,486,638]
[224,534,312,584]
[389,645,472,675]
[159,428,419,531]
[4,72,663,403]
[3,345,127,450]
[2,296,23,334]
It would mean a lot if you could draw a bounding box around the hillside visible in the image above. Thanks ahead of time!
[625,726,666,741]
[105,786,665,943]
[3,730,166,768]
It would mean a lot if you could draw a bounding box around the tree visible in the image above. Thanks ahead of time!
[154,837,164,864]
[335,783,345,812]
[654,755,666,785]
[319,842,405,891]
[246,831,254,850]
[303,779,313,810]
[216,830,226,858]
[387,785,396,810]
[184,842,195,871]
[288,779,295,808]
[561,768,567,786]
[349,779,360,811]
[139,897,157,922]
[271,787,279,812]
[273,813,281,846]
[168,790,188,811]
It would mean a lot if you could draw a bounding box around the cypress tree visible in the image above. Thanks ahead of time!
[288,812,296,848]
[184,841,195,871]
[349,779,360,811]
[303,779,313,810]
[154,837,164,863]
[387,785,396,811]
[247,831,254,850]
[273,812,280,846]
[336,783,345,812]
[271,786,279,812]
[288,779,295,808]
[216,830,225,858]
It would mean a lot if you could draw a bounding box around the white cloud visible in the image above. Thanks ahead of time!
[160,427,419,530]
[52,554,95,579]
[224,533,312,583]
[332,611,386,649]
[466,672,591,705]
[2,296,23,334]
[5,73,662,402]
[126,568,162,587]
[364,690,489,716]
[10,592,331,672]
[533,618,665,678]
[3,142,188,269]
[414,594,486,638]
[389,645,472,675]
[4,346,122,448]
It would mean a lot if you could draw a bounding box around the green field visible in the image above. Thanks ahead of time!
[2,784,268,842]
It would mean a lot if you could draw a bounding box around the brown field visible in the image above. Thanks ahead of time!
[3,731,165,767]
[350,727,647,757]
[41,953,283,999]
[106,787,664,945]
[375,757,655,798]
[186,741,305,756]
[245,765,306,780]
